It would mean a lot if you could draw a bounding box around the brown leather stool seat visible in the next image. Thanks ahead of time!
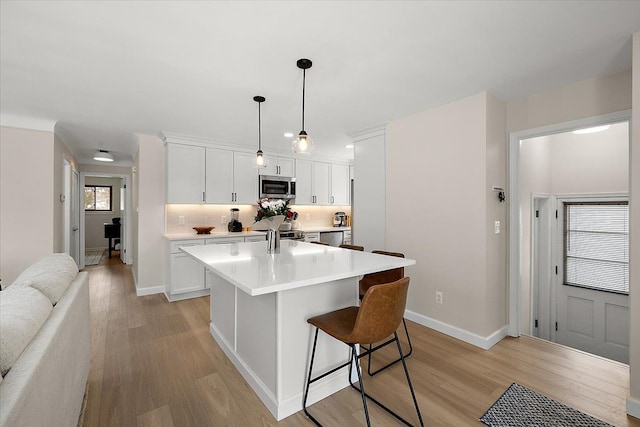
[339,244,365,251]
[309,241,329,245]
[303,277,424,426]
[359,250,414,376]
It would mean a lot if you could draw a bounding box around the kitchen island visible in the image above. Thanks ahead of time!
[180,240,415,420]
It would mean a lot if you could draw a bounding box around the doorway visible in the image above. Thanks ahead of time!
[63,161,80,265]
[79,172,132,269]
[509,112,631,363]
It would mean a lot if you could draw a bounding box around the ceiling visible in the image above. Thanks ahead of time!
[1,1,639,165]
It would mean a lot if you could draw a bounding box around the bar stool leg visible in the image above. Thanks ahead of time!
[303,328,321,426]
[350,344,372,427]
[395,332,424,427]
[367,318,414,376]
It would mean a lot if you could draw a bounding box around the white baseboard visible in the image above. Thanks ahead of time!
[628,396,640,419]
[404,309,508,350]
[135,285,164,297]
[209,322,350,421]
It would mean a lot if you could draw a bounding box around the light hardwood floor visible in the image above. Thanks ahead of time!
[82,255,640,426]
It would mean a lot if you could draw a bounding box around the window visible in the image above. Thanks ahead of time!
[563,201,629,294]
[85,185,112,211]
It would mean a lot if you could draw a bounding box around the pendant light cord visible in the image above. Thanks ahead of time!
[301,68,306,132]
[258,101,262,150]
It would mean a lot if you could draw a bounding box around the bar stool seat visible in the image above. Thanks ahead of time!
[339,244,365,251]
[303,277,424,426]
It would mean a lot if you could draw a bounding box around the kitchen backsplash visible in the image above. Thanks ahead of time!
[165,204,351,234]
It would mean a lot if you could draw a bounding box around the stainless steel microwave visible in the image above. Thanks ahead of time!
[259,175,296,200]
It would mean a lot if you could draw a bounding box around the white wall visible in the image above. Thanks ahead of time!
[133,134,165,292]
[386,92,507,341]
[627,30,640,418]
[0,127,55,284]
[53,132,79,253]
[519,122,629,334]
[84,176,122,250]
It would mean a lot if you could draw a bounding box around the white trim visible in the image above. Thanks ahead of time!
[135,286,165,296]
[627,397,640,419]
[209,322,347,421]
[404,309,508,350]
[79,171,133,269]
[0,114,57,132]
[348,123,387,140]
[508,110,632,337]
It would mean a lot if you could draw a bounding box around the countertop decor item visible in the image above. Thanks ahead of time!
[193,226,214,234]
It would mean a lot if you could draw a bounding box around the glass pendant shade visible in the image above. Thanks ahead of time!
[292,130,314,154]
[255,149,268,169]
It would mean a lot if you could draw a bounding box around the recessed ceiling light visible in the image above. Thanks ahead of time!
[284,132,294,138]
[345,144,354,149]
[572,125,611,134]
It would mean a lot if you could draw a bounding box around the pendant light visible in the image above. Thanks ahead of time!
[253,95,267,169]
[292,58,314,155]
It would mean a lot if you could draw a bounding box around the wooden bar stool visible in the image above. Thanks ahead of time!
[303,277,424,426]
[339,244,364,251]
[359,250,413,376]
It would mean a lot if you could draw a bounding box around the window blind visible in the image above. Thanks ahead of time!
[563,202,629,294]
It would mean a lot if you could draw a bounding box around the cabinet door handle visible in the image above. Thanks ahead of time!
[331,195,335,204]
[203,192,206,202]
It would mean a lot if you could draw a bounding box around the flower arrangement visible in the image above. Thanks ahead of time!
[254,198,294,222]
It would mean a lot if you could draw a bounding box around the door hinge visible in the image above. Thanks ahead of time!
[555,265,558,275]
[535,210,539,218]
[555,209,558,219]
[555,322,558,331]
[123,184,127,189]
[534,319,538,328]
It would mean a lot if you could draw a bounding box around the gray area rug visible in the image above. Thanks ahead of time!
[480,383,612,427]
[84,250,103,266]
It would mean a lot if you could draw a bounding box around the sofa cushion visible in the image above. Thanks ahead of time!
[10,253,78,305]
[0,286,53,376]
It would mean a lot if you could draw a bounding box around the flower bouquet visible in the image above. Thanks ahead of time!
[252,198,294,230]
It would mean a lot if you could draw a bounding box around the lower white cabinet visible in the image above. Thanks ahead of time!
[166,234,265,301]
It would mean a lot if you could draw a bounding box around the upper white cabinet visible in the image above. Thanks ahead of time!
[259,156,295,177]
[166,144,206,203]
[330,163,350,205]
[206,149,258,204]
[294,160,348,205]
[166,143,258,204]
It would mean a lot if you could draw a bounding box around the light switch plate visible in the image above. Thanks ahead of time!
[494,220,501,234]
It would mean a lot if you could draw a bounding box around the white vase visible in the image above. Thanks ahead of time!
[252,215,286,231]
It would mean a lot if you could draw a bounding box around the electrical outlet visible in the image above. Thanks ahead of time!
[494,220,501,234]
[178,216,185,225]
[221,216,227,224]
[436,291,443,304]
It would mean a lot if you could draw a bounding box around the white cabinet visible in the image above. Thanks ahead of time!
[168,240,205,297]
[294,160,349,206]
[166,234,266,301]
[166,144,206,203]
[259,156,295,177]
[330,163,349,205]
[303,232,320,242]
[205,148,258,204]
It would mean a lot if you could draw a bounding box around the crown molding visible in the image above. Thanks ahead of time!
[0,113,57,133]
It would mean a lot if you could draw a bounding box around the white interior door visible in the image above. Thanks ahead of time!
[531,195,553,340]
[553,197,629,363]
[120,178,126,263]
[70,169,80,265]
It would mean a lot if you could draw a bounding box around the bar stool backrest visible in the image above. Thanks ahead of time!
[359,251,405,297]
[351,277,410,345]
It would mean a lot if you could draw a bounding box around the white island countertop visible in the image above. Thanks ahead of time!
[180,240,414,296]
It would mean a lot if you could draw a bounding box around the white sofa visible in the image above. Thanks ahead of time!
[0,254,90,427]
